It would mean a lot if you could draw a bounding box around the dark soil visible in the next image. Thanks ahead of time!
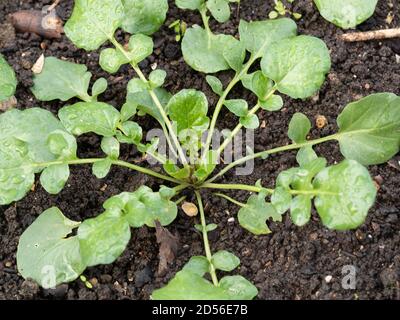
[1,0,399,300]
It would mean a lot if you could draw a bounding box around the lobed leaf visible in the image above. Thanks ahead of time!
[78,210,131,267]
[238,191,282,235]
[261,35,331,99]
[0,54,17,102]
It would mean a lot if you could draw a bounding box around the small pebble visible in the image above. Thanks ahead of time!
[228,217,235,223]
[325,275,333,283]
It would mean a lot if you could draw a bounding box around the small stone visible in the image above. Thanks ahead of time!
[324,275,333,283]
[100,274,112,283]
[309,232,318,241]
[228,217,235,223]
[5,261,12,268]
[89,278,98,287]
[134,266,152,287]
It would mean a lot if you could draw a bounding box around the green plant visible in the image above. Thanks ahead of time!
[268,0,302,21]
[313,0,378,29]
[0,54,17,103]
[1,0,399,300]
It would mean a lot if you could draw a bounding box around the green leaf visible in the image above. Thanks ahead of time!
[296,146,318,167]
[31,57,92,102]
[313,160,377,230]
[241,71,274,101]
[149,69,167,88]
[182,26,239,73]
[120,101,137,122]
[271,186,292,215]
[59,102,121,137]
[163,162,191,180]
[127,34,154,64]
[261,35,331,99]
[103,186,178,227]
[206,75,223,96]
[64,0,125,51]
[0,54,17,102]
[0,108,74,204]
[78,211,131,267]
[92,78,108,97]
[314,0,378,29]
[152,270,227,300]
[99,48,129,74]
[223,40,246,72]
[121,0,168,35]
[182,256,210,276]
[46,130,77,160]
[259,94,283,111]
[127,84,171,123]
[193,150,218,181]
[336,93,400,165]
[17,207,85,289]
[152,269,257,300]
[288,112,311,143]
[240,114,259,129]
[238,191,282,235]
[101,137,120,159]
[116,121,143,145]
[40,164,70,195]
[224,99,248,117]
[219,275,258,300]
[212,250,240,272]
[290,195,312,226]
[239,18,297,57]
[92,158,112,179]
[168,89,209,134]
[207,0,231,23]
[176,0,205,10]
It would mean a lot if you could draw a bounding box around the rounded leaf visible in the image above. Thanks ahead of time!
[212,250,240,272]
[314,0,378,29]
[0,54,17,102]
[261,35,331,99]
[337,93,400,165]
[313,160,377,230]
[40,164,70,195]
[122,0,168,35]
[17,207,85,289]
[64,0,125,51]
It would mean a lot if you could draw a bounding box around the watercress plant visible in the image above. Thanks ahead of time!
[1,0,399,300]
[0,54,17,103]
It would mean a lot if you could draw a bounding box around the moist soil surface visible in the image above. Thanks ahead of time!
[1,0,399,300]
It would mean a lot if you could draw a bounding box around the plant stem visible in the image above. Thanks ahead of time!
[194,190,219,286]
[207,133,339,183]
[174,195,187,205]
[213,193,246,207]
[32,158,181,184]
[200,7,212,39]
[203,183,338,196]
[109,37,188,166]
[202,53,260,160]
[202,182,273,194]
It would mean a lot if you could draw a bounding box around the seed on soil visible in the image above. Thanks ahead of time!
[315,115,328,129]
[31,54,45,74]
[182,202,198,217]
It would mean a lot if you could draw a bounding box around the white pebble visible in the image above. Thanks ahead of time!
[325,275,333,283]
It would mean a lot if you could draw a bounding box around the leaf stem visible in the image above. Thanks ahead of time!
[202,53,260,160]
[202,182,273,193]
[194,190,219,286]
[109,37,188,166]
[213,192,246,207]
[31,158,181,184]
[207,133,339,183]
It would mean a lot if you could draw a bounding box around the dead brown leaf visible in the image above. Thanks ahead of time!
[155,220,179,276]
